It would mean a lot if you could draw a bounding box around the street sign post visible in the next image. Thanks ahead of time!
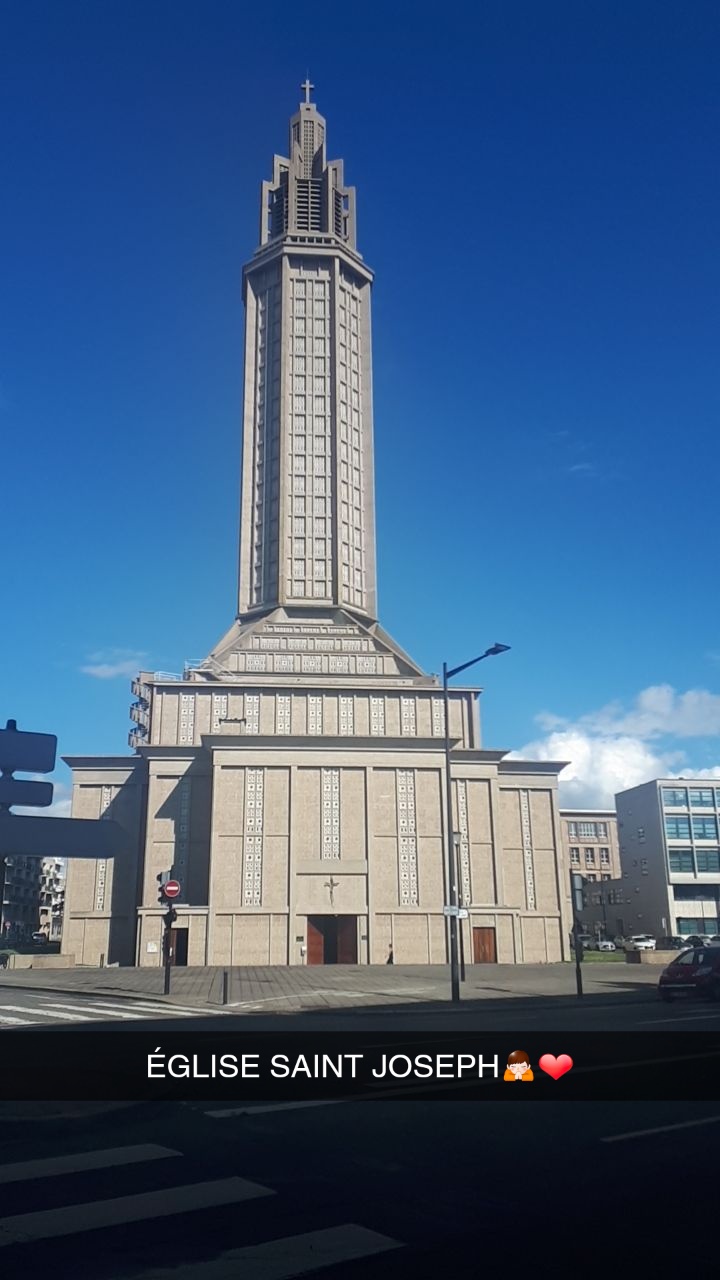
[0,722,57,774]
[0,777,53,808]
[158,880,181,994]
[0,813,128,858]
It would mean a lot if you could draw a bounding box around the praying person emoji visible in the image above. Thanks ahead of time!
[504,1050,534,1082]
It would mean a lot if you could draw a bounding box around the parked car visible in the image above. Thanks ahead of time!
[659,947,720,1001]
[624,934,657,951]
[656,936,688,950]
[593,939,616,952]
[31,932,48,945]
[682,935,714,948]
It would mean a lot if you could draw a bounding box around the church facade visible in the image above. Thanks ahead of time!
[63,88,572,968]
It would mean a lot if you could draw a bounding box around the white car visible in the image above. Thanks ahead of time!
[595,940,616,952]
[624,934,656,951]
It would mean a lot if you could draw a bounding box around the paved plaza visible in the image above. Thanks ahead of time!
[0,960,659,1014]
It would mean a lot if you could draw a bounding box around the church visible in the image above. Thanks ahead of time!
[63,87,572,968]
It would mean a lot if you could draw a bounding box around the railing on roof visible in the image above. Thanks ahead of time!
[153,671,183,681]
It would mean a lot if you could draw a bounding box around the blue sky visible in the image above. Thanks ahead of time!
[2,0,719,811]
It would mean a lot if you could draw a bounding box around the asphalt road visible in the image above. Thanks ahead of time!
[2,985,719,1275]
[1,1093,718,1277]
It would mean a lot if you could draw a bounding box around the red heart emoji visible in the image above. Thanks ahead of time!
[538,1053,573,1080]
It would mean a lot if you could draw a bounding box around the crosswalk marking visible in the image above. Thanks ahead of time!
[0,1004,92,1022]
[0,997,229,1027]
[0,1176,275,1246]
[87,1000,181,1017]
[31,1002,146,1021]
[130,1224,403,1279]
[115,1001,218,1016]
[0,1144,181,1185]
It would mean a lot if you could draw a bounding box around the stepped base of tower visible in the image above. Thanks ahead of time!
[61,608,573,969]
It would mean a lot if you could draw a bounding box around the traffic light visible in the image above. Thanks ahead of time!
[157,870,170,903]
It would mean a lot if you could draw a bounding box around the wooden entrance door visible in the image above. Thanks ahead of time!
[307,918,324,965]
[307,916,358,964]
[336,916,358,964]
[472,926,497,964]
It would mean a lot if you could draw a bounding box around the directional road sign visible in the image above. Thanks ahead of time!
[0,777,54,808]
[0,724,57,774]
[163,879,181,899]
[0,814,129,858]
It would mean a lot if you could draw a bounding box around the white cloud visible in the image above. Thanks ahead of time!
[579,684,720,739]
[81,648,145,680]
[513,683,720,808]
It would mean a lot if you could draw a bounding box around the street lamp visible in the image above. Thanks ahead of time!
[443,643,511,1002]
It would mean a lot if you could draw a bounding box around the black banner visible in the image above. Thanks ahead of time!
[2,1029,720,1100]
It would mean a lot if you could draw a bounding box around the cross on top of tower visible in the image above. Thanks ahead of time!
[301,77,314,105]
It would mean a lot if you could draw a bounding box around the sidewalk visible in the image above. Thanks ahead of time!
[0,962,659,1012]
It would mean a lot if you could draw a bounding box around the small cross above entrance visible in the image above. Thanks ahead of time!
[324,876,339,907]
[301,77,314,105]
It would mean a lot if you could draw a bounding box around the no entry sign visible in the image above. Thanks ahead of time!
[163,880,181,899]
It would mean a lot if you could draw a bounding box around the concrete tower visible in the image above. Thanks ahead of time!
[238,82,376,621]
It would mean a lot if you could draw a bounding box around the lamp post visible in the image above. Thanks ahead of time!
[443,643,511,1002]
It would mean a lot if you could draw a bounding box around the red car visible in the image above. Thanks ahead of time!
[658,947,720,1002]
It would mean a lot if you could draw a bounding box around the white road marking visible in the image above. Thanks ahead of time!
[35,1002,145,1021]
[0,1176,274,1246]
[203,1100,341,1118]
[0,1013,35,1026]
[127,1223,402,1279]
[601,1116,720,1143]
[112,1000,227,1017]
[0,1144,181,1185]
[0,1005,92,1022]
[638,1012,720,1024]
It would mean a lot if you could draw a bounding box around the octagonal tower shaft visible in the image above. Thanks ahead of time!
[238,91,378,621]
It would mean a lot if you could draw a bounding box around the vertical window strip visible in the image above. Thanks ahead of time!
[397,770,419,906]
[401,697,416,736]
[212,694,228,733]
[174,779,191,886]
[276,694,291,734]
[308,695,323,735]
[321,768,340,859]
[456,781,472,907]
[245,694,260,735]
[432,697,445,737]
[243,769,264,906]
[339,695,354,735]
[370,696,385,736]
[520,790,536,911]
[179,694,196,744]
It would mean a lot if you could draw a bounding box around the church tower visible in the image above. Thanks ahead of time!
[238,81,376,620]
[61,85,570,972]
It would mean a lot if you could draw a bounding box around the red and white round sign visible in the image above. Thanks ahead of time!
[163,880,181,899]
